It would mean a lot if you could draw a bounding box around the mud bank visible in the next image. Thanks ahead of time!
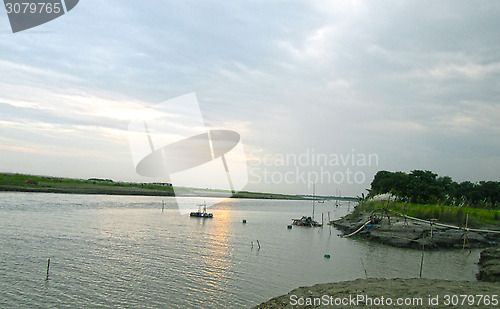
[332,211,499,250]
[478,246,500,282]
[253,278,498,309]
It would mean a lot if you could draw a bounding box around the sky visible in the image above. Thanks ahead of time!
[0,0,499,197]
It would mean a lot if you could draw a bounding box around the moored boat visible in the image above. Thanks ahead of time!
[190,202,213,218]
[291,216,322,227]
[291,184,322,227]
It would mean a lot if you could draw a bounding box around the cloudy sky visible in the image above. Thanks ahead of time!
[0,0,499,196]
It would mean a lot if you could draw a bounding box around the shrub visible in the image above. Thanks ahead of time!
[25,179,38,185]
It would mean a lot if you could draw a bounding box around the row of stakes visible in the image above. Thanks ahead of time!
[243,219,331,258]
[242,219,261,250]
[44,217,333,280]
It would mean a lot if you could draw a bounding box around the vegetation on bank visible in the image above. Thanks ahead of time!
[0,172,303,199]
[356,200,500,228]
[0,172,174,192]
[369,170,500,209]
[357,170,500,228]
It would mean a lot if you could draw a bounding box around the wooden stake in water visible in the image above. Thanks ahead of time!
[360,257,368,279]
[419,239,425,278]
[257,240,261,250]
[46,258,50,281]
[312,183,315,221]
[162,200,165,212]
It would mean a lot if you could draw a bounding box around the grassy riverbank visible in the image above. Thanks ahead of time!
[0,173,175,196]
[332,200,500,249]
[357,200,500,228]
[0,173,303,200]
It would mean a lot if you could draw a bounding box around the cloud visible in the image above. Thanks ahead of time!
[1,0,500,195]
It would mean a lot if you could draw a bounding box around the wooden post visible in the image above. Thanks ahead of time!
[321,213,324,226]
[162,200,164,212]
[463,214,470,251]
[328,211,331,223]
[403,204,408,226]
[46,258,50,281]
[430,219,437,239]
[360,257,368,279]
[251,241,253,249]
[257,240,261,250]
[419,239,425,278]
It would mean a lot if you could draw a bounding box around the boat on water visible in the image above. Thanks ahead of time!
[292,216,322,227]
[190,202,213,218]
[291,184,322,227]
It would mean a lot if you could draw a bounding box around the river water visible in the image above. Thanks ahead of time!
[0,193,481,308]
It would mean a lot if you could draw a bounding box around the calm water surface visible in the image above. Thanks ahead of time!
[0,193,481,308]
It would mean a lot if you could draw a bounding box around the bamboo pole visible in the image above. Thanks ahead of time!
[360,257,368,279]
[463,214,471,252]
[430,219,437,239]
[342,220,371,238]
[419,239,425,278]
[46,258,50,281]
[385,209,500,234]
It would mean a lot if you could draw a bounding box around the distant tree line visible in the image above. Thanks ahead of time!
[88,178,114,183]
[369,170,500,209]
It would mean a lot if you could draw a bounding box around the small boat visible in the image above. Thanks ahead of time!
[291,184,322,227]
[292,216,322,227]
[190,202,213,218]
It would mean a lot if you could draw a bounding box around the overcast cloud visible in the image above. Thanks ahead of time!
[0,0,499,196]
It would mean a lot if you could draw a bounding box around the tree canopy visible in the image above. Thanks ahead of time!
[369,170,500,209]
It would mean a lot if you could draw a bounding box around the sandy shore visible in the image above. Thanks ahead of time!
[253,278,499,308]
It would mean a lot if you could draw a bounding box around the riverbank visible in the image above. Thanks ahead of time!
[0,184,305,199]
[253,278,499,308]
[478,246,500,282]
[0,173,304,200]
[331,209,500,250]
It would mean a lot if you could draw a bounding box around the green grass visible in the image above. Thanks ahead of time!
[0,172,303,199]
[357,200,500,227]
[0,172,175,194]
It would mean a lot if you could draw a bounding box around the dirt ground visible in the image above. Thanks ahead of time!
[253,278,499,308]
